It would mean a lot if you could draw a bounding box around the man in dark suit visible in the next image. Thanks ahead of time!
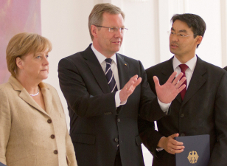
[140,13,227,166]
[58,3,186,166]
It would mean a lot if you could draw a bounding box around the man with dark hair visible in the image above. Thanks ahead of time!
[140,13,227,166]
[58,3,185,166]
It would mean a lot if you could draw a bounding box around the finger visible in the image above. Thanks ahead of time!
[124,75,138,90]
[175,76,186,89]
[171,147,184,154]
[133,77,142,87]
[172,72,183,85]
[169,133,184,146]
[174,148,184,154]
[170,133,179,138]
[168,144,184,154]
[153,76,160,87]
[127,77,142,93]
[166,71,178,83]
[177,84,186,93]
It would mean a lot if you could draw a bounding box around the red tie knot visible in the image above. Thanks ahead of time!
[179,64,188,73]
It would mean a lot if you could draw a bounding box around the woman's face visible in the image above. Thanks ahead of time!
[17,49,49,81]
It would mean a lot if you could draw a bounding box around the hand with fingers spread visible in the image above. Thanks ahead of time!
[157,133,185,154]
[154,71,186,103]
[119,75,142,103]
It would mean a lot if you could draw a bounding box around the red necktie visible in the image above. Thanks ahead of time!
[179,64,188,100]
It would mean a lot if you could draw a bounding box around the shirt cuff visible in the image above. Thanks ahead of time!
[158,99,171,114]
[156,147,164,152]
[115,90,127,107]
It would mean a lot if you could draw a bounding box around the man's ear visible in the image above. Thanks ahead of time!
[16,57,23,69]
[196,36,203,45]
[91,25,98,38]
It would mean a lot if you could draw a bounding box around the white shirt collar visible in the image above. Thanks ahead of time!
[173,55,197,72]
[91,44,117,65]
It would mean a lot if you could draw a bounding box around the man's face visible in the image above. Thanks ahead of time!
[169,20,201,60]
[92,13,124,58]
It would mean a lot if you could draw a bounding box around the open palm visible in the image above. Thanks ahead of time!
[154,72,186,103]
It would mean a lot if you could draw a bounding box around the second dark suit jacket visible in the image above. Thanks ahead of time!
[58,45,166,166]
[140,56,227,166]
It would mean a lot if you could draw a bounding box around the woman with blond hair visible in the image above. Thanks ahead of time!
[0,33,77,166]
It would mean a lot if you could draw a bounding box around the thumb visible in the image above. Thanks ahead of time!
[153,76,160,87]
[170,133,179,139]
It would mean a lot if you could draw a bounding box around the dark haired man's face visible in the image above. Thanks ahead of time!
[169,20,201,62]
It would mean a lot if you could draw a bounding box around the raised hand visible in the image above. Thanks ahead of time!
[154,71,186,103]
[119,75,142,103]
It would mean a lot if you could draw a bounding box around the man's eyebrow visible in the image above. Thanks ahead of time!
[178,29,187,33]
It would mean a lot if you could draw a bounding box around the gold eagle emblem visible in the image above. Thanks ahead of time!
[187,151,199,164]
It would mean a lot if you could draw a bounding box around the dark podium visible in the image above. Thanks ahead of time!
[176,134,210,166]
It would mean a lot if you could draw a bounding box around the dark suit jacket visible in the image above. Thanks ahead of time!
[140,56,227,166]
[224,66,227,71]
[58,44,166,166]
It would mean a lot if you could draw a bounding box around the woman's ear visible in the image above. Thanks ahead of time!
[16,57,23,69]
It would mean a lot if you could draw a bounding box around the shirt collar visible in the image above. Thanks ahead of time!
[173,55,197,71]
[91,44,117,65]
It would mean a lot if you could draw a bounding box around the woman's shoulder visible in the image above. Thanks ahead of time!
[0,81,13,92]
[41,82,59,97]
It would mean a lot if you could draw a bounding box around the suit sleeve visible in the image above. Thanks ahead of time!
[209,72,227,166]
[138,67,165,157]
[58,57,116,118]
[0,88,11,165]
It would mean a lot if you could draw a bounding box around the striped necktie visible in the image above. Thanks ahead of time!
[105,58,118,93]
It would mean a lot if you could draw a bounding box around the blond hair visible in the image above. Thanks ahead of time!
[88,3,125,40]
[6,32,52,77]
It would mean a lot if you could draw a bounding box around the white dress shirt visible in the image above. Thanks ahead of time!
[173,55,197,88]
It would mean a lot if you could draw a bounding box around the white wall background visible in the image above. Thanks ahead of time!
[41,0,227,165]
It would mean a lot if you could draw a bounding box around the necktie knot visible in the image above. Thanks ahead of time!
[179,64,188,73]
[105,58,112,64]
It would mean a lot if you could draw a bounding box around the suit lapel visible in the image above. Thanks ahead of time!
[182,57,207,105]
[19,89,47,114]
[39,83,53,115]
[82,45,110,93]
[116,54,129,89]
[160,58,182,103]
[9,76,48,116]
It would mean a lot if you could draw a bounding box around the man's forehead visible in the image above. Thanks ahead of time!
[171,20,192,32]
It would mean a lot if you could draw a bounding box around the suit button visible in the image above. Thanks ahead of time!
[54,150,58,154]
[180,114,184,118]
[47,119,52,123]
[50,134,55,139]
[117,118,120,122]
[114,138,119,143]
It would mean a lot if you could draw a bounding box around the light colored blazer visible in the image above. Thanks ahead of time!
[0,76,77,166]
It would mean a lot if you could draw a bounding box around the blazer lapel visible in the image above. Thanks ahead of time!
[182,57,207,105]
[9,76,48,115]
[116,54,129,89]
[82,45,110,93]
[160,58,182,103]
[39,82,53,115]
